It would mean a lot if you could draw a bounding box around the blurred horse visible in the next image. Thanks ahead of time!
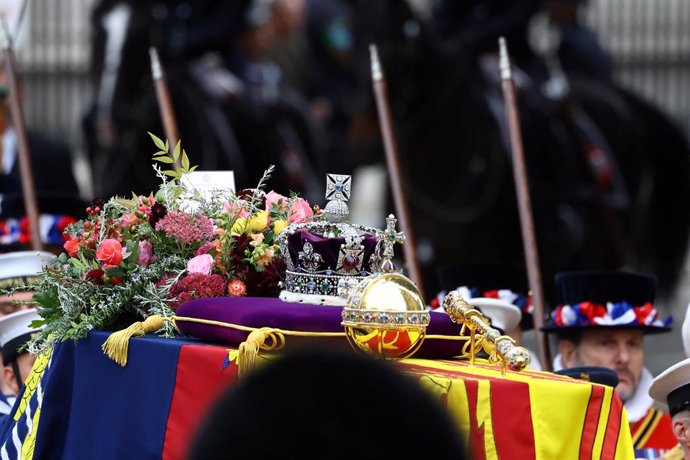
[84,0,323,202]
[362,0,690,299]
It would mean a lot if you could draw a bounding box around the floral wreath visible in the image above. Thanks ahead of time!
[1,134,322,353]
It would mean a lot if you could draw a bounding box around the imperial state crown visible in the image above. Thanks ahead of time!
[278,174,405,306]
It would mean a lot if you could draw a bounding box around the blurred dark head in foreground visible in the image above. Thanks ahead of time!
[189,349,466,460]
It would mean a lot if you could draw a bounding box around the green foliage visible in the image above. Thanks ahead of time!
[148,132,198,181]
[28,255,186,353]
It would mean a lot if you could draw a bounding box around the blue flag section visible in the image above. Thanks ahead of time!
[0,332,235,460]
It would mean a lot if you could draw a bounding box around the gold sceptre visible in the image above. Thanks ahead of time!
[443,290,531,375]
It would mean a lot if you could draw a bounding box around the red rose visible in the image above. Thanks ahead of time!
[64,236,80,257]
[85,269,105,285]
[96,239,123,266]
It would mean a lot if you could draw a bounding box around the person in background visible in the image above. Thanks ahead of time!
[649,358,690,459]
[0,309,42,398]
[0,71,79,199]
[0,252,50,426]
[0,66,83,252]
[544,271,676,457]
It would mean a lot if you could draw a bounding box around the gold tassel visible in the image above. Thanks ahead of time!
[237,328,285,381]
[102,315,165,367]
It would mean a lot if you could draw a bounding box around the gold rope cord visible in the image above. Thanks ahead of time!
[101,314,473,374]
[172,315,470,343]
[172,315,473,380]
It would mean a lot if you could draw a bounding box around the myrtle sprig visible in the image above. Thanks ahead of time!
[148,132,198,181]
[248,165,275,213]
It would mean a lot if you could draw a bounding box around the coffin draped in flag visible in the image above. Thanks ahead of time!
[0,332,633,460]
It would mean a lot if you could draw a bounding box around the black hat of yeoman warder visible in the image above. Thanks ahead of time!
[437,264,528,294]
[556,271,656,306]
[542,271,671,334]
[649,358,690,416]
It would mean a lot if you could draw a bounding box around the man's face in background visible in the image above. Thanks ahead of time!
[0,290,33,316]
[561,328,645,401]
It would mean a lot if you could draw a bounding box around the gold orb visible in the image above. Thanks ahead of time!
[341,273,429,360]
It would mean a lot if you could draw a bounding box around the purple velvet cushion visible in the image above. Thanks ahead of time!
[287,231,379,272]
[175,297,465,359]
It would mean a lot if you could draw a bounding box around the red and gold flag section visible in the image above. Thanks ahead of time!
[399,359,634,460]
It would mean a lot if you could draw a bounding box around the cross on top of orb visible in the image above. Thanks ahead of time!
[325,174,351,202]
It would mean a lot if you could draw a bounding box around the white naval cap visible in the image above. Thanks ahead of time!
[0,251,53,288]
[649,358,690,416]
[0,308,42,365]
[469,298,522,333]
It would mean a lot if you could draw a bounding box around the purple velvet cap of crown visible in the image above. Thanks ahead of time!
[287,230,379,273]
[175,296,464,359]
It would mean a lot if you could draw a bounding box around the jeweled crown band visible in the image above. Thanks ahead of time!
[283,270,365,298]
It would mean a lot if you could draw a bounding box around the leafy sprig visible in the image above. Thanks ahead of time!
[148,132,198,181]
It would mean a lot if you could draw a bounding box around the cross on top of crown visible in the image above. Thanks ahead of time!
[325,174,351,202]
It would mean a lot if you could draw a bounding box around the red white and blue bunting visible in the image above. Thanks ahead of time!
[0,215,76,246]
[550,301,672,328]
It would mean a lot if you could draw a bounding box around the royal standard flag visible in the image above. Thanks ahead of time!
[402,359,634,460]
[0,333,633,459]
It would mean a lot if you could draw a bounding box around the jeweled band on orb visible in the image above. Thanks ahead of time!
[341,308,430,328]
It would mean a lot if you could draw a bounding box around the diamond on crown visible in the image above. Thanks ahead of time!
[298,242,323,272]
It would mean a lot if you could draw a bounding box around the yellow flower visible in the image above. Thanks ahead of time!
[231,217,248,234]
[273,219,289,234]
[248,211,269,232]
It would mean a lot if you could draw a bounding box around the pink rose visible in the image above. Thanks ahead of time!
[265,191,288,212]
[138,240,153,266]
[96,239,123,266]
[289,198,314,224]
[186,254,214,275]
